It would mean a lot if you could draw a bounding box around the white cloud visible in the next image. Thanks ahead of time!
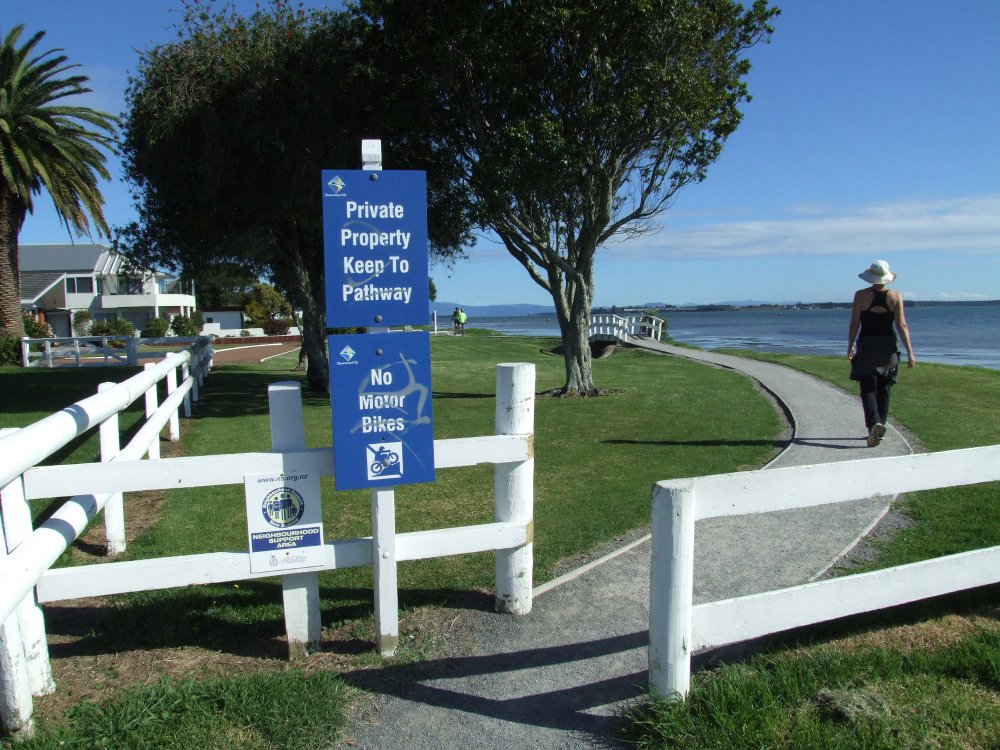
[612,194,1000,261]
[922,291,994,302]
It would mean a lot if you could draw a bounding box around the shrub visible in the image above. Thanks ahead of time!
[73,310,92,336]
[261,317,292,336]
[170,313,203,337]
[0,336,20,365]
[23,313,54,339]
[90,317,136,348]
[240,329,251,337]
[141,317,170,338]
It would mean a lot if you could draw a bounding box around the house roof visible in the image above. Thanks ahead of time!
[18,243,124,275]
[20,272,65,305]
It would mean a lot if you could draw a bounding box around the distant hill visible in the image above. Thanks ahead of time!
[431,301,555,317]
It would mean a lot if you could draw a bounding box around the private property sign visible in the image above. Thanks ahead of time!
[321,170,430,328]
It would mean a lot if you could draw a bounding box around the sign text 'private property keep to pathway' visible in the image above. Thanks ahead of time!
[322,170,430,328]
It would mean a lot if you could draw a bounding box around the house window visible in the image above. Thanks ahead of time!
[65,276,94,294]
[119,276,144,295]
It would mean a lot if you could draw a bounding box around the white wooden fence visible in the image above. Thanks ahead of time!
[649,447,1000,698]
[20,335,208,368]
[0,358,535,739]
[0,337,214,736]
[589,314,665,342]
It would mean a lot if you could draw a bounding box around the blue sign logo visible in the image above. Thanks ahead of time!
[322,170,430,328]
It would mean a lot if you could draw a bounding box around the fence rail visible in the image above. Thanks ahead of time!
[0,357,535,739]
[20,335,209,368]
[649,445,1000,698]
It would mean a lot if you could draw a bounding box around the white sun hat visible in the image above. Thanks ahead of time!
[859,259,897,284]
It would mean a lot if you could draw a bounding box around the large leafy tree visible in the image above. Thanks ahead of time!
[118,2,470,392]
[0,24,117,339]
[360,0,777,395]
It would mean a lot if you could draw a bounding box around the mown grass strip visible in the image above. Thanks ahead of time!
[624,348,1000,749]
[7,670,351,750]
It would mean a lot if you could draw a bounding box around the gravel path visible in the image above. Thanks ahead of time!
[338,341,913,749]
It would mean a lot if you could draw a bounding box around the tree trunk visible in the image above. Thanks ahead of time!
[0,190,27,340]
[284,237,329,393]
[559,310,597,396]
[552,270,598,396]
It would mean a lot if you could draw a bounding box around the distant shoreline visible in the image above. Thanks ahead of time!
[592,299,1000,315]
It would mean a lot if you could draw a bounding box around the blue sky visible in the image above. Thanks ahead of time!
[9,1,1000,307]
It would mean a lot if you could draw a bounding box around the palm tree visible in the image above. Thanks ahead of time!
[0,24,117,339]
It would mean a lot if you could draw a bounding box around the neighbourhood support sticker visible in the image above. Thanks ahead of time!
[244,470,324,574]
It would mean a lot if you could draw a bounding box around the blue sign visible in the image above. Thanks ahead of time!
[322,170,430,328]
[329,331,435,490]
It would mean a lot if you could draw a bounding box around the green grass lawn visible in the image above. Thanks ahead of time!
[4,338,999,748]
[98,332,785,648]
[3,333,784,747]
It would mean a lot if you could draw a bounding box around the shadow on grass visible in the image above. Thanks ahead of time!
[187,368,324,419]
[42,581,495,659]
[0,367,144,417]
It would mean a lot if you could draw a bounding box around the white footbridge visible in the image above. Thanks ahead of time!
[588,313,666,346]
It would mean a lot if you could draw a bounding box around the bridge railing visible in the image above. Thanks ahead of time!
[649,446,1000,699]
[589,314,665,342]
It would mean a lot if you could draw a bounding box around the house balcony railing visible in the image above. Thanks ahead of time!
[97,291,196,310]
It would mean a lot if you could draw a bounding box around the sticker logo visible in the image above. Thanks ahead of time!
[261,487,305,528]
[327,175,345,193]
[339,345,356,362]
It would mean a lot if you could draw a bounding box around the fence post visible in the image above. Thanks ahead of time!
[98,383,126,556]
[166,368,180,441]
[372,486,398,656]
[189,359,200,404]
[648,481,697,700]
[0,519,34,739]
[268,382,321,659]
[181,362,192,417]
[142,363,161,460]
[128,337,138,366]
[0,456,54,702]
[494,363,536,614]
[0,600,33,739]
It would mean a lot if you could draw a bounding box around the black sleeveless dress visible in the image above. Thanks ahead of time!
[850,289,900,381]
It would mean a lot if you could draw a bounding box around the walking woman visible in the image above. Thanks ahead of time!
[848,260,916,447]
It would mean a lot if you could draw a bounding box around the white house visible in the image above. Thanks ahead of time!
[18,243,197,337]
[200,307,246,336]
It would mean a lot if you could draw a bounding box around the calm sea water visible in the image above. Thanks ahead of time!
[466,305,1000,371]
